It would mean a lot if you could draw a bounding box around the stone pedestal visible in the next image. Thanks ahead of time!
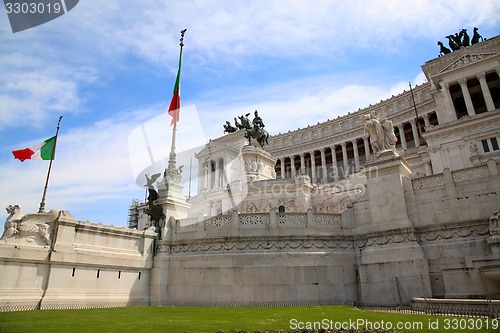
[241,145,277,181]
[360,155,431,305]
[363,155,413,232]
[156,167,191,233]
[151,163,190,306]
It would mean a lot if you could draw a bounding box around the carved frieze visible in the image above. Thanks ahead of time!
[441,53,497,73]
[359,230,418,248]
[167,238,353,254]
[490,209,500,237]
[1,204,58,247]
[420,223,489,242]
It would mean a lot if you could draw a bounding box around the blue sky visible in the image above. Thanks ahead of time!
[1,1,499,227]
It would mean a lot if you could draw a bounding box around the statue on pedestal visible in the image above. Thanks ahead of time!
[238,110,269,148]
[143,174,165,229]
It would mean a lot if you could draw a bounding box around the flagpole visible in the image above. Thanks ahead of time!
[38,116,63,213]
[167,29,186,174]
[409,82,422,140]
[188,157,192,198]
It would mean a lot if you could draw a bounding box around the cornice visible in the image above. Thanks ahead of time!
[423,109,500,142]
[159,216,492,254]
[267,86,436,156]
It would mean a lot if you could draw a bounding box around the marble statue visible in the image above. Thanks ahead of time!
[1,204,57,245]
[490,208,500,236]
[363,112,398,158]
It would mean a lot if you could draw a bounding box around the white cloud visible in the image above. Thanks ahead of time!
[41,0,500,67]
[0,52,95,129]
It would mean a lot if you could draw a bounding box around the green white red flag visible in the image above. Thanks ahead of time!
[168,63,181,126]
[168,30,185,126]
[12,136,56,162]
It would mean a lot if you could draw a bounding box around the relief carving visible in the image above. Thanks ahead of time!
[490,209,500,236]
[1,204,58,246]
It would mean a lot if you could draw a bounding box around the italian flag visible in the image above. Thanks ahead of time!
[12,136,56,162]
[168,50,182,126]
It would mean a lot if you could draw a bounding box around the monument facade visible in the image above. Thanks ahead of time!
[1,34,499,311]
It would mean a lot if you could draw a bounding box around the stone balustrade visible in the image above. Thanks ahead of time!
[175,210,344,238]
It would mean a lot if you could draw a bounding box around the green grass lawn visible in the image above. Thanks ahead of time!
[0,305,498,333]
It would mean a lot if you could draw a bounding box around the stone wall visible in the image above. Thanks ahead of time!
[0,211,156,311]
[2,161,498,310]
[158,210,358,306]
[153,159,500,306]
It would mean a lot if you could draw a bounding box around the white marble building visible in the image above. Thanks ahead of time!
[1,35,499,310]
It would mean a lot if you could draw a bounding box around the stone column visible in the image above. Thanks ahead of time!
[409,119,420,148]
[422,113,430,128]
[439,82,456,121]
[208,160,214,188]
[320,148,327,184]
[477,72,496,111]
[363,136,371,159]
[351,139,360,172]
[459,78,475,116]
[310,151,317,183]
[341,142,348,177]
[290,155,296,178]
[397,124,407,150]
[220,157,225,187]
[279,157,285,179]
[330,146,339,181]
[198,160,204,192]
[214,159,220,188]
[204,161,209,189]
[300,153,305,175]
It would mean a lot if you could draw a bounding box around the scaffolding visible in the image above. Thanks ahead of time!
[127,199,140,229]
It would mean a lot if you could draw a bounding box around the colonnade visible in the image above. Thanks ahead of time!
[198,157,226,191]
[274,112,438,183]
[444,70,499,119]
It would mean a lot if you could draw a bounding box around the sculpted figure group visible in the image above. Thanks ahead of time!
[223,110,269,148]
[1,204,55,245]
[363,111,398,158]
[438,27,484,56]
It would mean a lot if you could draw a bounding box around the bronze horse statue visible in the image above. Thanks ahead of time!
[238,113,269,148]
